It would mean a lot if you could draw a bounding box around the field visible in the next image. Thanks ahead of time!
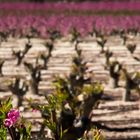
[0,1,140,140]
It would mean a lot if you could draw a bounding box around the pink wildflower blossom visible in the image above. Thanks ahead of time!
[4,118,13,128]
[7,109,20,124]
[32,109,38,112]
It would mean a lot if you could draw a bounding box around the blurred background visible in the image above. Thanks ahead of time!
[0,0,138,2]
[0,0,140,140]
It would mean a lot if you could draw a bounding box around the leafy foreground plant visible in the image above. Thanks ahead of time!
[29,47,104,140]
[0,98,31,140]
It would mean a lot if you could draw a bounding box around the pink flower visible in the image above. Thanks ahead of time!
[32,109,38,112]
[7,109,20,124]
[4,118,13,128]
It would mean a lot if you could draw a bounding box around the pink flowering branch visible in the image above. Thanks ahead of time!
[4,109,20,140]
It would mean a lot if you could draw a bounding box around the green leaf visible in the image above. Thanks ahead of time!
[3,97,12,113]
[45,120,56,134]
[93,129,105,140]
[0,110,5,120]
[26,122,32,136]
[0,126,7,140]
